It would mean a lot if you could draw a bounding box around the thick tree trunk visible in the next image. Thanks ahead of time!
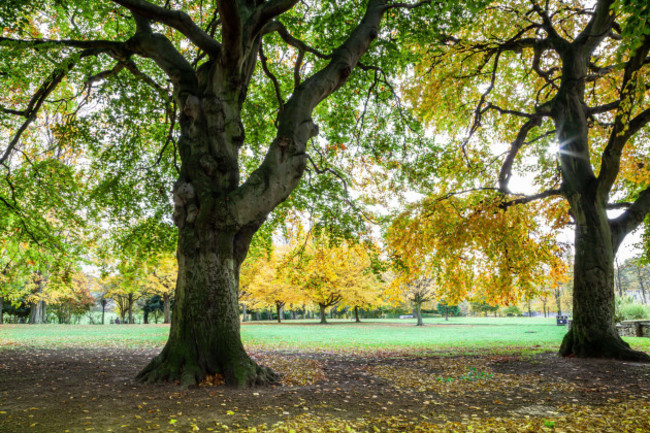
[29,300,46,324]
[163,294,171,324]
[354,306,361,323]
[559,201,650,361]
[319,304,328,324]
[143,310,149,324]
[415,303,423,326]
[137,226,278,387]
[29,275,47,324]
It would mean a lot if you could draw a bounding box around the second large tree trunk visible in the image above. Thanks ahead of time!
[137,228,278,387]
[559,200,650,361]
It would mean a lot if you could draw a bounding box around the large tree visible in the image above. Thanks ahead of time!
[405,0,650,360]
[1,0,455,386]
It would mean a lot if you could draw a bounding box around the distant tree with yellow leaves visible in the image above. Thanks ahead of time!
[143,254,176,324]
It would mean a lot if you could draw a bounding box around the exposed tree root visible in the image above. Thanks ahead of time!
[136,346,280,388]
[559,328,650,362]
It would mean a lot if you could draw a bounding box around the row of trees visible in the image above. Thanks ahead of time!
[0,252,176,325]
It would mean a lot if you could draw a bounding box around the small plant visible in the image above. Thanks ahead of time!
[543,419,555,429]
[461,366,494,381]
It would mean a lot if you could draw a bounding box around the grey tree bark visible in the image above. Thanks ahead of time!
[163,293,171,324]
[414,302,423,326]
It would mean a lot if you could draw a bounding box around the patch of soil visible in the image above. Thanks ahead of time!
[0,349,649,432]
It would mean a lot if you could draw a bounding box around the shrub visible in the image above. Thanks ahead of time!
[621,303,650,320]
[503,305,521,317]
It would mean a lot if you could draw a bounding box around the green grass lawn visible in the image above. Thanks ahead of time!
[2,317,649,356]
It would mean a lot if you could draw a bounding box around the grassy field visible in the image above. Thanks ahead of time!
[2,317,650,355]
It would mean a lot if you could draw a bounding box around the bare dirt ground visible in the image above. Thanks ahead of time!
[1,348,649,432]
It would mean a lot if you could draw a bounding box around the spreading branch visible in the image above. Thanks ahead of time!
[110,0,221,56]
[597,34,650,197]
[611,187,650,250]
[1,49,105,165]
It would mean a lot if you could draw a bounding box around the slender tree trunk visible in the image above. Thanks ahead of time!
[415,303,423,326]
[636,269,647,304]
[241,303,247,322]
[319,304,328,324]
[163,294,171,324]
[615,258,624,297]
[354,306,361,323]
[128,294,134,324]
[555,289,562,316]
[101,299,106,325]
[528,300,532,317]
[276,302,282,323]
[144,310,149,324]
[559,200,650,361]
[0,296,3,324]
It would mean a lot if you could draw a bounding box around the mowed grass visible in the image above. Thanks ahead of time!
[1,317,649,356]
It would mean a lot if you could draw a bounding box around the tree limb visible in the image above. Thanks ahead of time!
[259,44,285,112]
[110,0,221,57]
[498,116,542,193]
[217,0,242,64]
[232,0,400,226]
[249,0,299,38]
[597,34,650,197]
[499,188,564,207]
[264,21,331,59]
[610,186,650,251]
[124,17,198,98]
[1,49,104,165]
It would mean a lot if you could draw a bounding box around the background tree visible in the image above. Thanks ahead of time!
[387,197,568,313]
[144,254,176,324]
[404,0,650,360]
[437,301,460,321]
[470,301,499,318]
[246,250,299,323]
[404,278,435,326]
[334,243,383,323]
[50,272,96,324]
